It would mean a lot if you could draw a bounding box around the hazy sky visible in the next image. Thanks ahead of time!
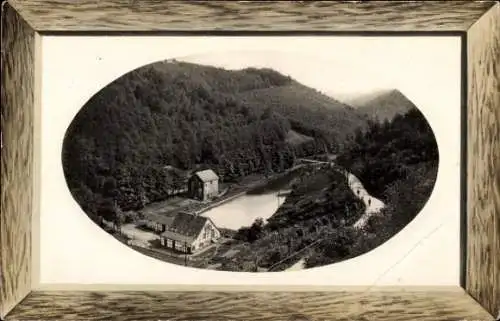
[173,36,461,106]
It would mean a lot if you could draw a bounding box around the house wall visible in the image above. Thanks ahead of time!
[160,237,191,253]
[189,177,204,200]
[192,220,221,251]
[202,179,219,200]
[174,241,188,252]
[189,176,219,201]
[160,220,220,253]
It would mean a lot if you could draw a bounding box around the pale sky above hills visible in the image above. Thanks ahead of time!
[173,37,461,108]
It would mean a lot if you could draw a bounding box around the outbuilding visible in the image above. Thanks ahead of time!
[188,169,219,201]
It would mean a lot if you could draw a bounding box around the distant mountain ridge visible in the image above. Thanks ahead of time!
[340,89,418,122]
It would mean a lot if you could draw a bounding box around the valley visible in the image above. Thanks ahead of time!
[63,61,439,272]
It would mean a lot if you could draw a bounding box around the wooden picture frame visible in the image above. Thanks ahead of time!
[1,1,499,320]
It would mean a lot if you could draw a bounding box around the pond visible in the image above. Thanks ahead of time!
[201,170,300,230]
[201,191,287,230]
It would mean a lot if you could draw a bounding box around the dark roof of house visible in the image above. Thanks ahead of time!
[167,212,210,237]
[192,169,219,182]
[143,213,175,226]
[160,230,196,244]
[148,211,219,243]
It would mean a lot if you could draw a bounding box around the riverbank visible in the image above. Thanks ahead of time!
[107,159,380,270]
[140,164,304,219]
[103,161,386,272]
[200,167,303,230]
[191,191,245,215]
[246,165,304,195]
[213,165,367,272]
[101,165,304,267]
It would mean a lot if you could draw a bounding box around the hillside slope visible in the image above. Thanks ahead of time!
[222,107,439,272]
[236,83,368,151]
[62,61,368,215]
[336,108,439,254]
[221,166,365,271]
[348,89,418,122]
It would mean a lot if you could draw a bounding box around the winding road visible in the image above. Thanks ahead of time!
[285,160,386,271]
[298,158,386,229]
[345,172,385,229]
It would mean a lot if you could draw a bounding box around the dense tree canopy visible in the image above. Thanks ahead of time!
[336,108,439,202]
[62,59,439,272]
[226,167,365,270]
[62,61,367,217]
[223,108,439,271]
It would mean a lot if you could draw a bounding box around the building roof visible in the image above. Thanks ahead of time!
[143,213,175,226]
[167,212,209,237]
[150,211,219,244]
[161,212,214,244]
[192,169,219,182]
[160,230,196,244]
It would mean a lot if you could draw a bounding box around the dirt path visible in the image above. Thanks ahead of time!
[283,164,386,271]
[345,172,385,229]
[120,223,159,248]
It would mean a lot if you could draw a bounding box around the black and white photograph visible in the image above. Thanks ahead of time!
[62,51,439,272]
[4,1,499,319]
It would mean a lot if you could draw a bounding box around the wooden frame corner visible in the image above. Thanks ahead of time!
[466,2,500,317]
[1,2,36,318]
[1,1,499,320]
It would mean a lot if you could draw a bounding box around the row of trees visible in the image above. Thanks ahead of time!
[217,108,439,271]
[336,108,439,201]
[63,62,366,217]
[223,167,366,271]
[316,108,441,267]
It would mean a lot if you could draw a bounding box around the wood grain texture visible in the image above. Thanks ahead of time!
[0,3,35,319]
[1,1,498,320]
[466,3,500,318]
[4,290,496,321]
[7,0,497,32]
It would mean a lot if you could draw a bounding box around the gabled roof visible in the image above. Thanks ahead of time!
[160,230,196,244]
[150,212,219,243]
[192,169,219,182]
[166,212,210,238]
[143,213,175,226]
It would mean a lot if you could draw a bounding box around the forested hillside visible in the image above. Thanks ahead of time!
[348,89,417,122]
[225,107,439,271]
[218,166,365,271]
[62,61,367,217]
[236,83,368,151]
[336,108,439,245]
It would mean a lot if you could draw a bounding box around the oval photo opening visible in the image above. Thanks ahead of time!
[62,54,439,272]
